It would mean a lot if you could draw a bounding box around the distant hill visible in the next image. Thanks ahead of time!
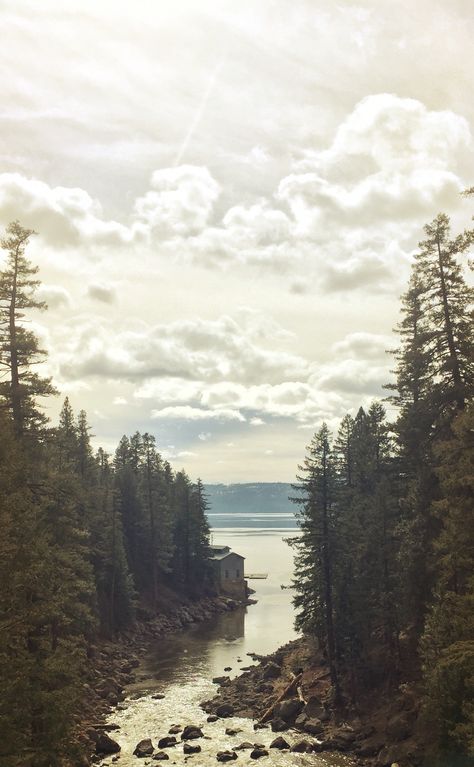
[204,482,298,528]
[204,483,295,515]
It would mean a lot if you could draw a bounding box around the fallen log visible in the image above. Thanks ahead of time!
[259,673,303,723]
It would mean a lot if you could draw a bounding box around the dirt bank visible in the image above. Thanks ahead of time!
[201,637,424,767]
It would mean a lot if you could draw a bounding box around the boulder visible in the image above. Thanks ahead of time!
[253,723,268,730]
[304,718,324,735]
[216,703,234,718]
[303,696,326,719]
[233,742,254,751]
[213,676,231,687]
[153,752,169,761]
[225,727,242,736]
[274,697,303,722]
[183,743,201,754]
[181,725,203,740]
[207,715,219,723]
[250,748,268,759]
[290,739,312,753]
[168,725,182,734]
[157,736,177,749]
[152,693,166,700]
[224,666,232,671]
[263,662,280,680]
[270,718,288,732]
[95,733,121,755]
[295,713,307,728]
[216,750,238,761]
[270,736,290,750]
[386,713,411,742]
[133,739,154,757]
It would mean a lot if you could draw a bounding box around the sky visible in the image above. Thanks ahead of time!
[1,0,473,482]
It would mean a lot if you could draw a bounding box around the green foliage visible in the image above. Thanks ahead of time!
[290,211,473,763]
[0,221,214,764]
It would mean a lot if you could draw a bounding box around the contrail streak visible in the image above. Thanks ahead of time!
[174,59,225,166]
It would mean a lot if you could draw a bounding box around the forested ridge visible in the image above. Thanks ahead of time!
[0,224,213,764]
[290,210,474,765]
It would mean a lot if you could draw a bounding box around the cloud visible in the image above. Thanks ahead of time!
[277,94,470,235]
[87,282,117,303]
[59,312,310,386]
[133,165,220,236]
[37,283,71,309]
[151,405,245,422]
[0,173,142,247]
[332,331,392,360]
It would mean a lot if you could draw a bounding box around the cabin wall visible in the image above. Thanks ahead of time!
[213,553,247,599]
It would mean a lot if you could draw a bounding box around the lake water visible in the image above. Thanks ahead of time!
[98,524,355,767]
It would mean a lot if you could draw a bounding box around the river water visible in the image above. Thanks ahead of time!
[98,526,355,767]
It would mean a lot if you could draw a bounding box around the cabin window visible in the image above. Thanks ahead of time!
[236,569,240,578]
[225,569,229,579]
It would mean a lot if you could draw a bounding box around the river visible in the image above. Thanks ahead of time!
[98,526,355,767]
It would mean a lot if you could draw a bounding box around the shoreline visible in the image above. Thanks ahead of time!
[202,636,424,767]
[77,594,245,764]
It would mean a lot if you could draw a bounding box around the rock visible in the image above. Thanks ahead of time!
[233,742,254,751]
[183,743,201,754]
[386,713,411,742]
[303,695,326,719]
[262,662,280,680]
[295,713,307,728]
[274,697,304,722]
[157,736,177,749]
[290,739,312,753]
[207,715,219,723]
[304,718,324,735]
[153,752,169,761]
[95,733,121,755]
[270,736,290,749]
[270,718,288,732]
[95,723,121,732]
[253,723,268,730]
[181,725,203,740]
[325,731,356,751]
[213,676,231,687]
[250,748,268,759]
[376,745,403,766]
[224,666,232,671]
[133,739,154,757]
[216,703,234,718]
[168,725,182,735]
[152,693,165,700]
[216,750,238,761]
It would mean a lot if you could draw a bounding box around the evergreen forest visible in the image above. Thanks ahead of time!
[0,223,212,764]
[290,210,474,765]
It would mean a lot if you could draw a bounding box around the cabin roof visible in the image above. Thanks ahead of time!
[209,545,245,561]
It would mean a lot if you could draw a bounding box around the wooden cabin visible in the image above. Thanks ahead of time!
[210,544,247,599]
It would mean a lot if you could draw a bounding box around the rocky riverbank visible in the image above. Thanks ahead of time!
[76,595,244,764]
[201,637,424,767]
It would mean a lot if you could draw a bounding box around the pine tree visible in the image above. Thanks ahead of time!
[0,221,56,435]
[415,214,473,416]
[95,448,135,635]
[421,405,474,760]
[290,424,340,698]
